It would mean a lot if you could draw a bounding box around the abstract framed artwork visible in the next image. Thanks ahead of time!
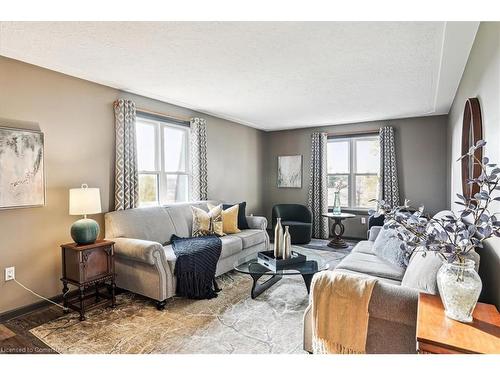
[277,155,302,188]
[0,126,45,209]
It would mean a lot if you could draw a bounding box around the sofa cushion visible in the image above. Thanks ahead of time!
[351,240,376,255]
[401,249,480,294]
[336,252,406,281]
[163,235,243,273]
[400,251,442,294]
[219,236,243,258]
[231,229,267,248]
[223,202,249,230]
[191,204,224,237]
[105,206,176,245]
[211,203,240,234]
[164,201,219,238]
[372,226,408,270]
[333,268,402,286]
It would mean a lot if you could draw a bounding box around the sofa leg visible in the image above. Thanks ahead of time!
[213,278,222,293]
[156,300,167,310]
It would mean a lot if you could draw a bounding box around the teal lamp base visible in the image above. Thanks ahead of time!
[71,218,99,245]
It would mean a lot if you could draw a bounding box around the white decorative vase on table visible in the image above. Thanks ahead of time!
[274,217,284,258]
[436,259,482,323]
[283,226,292,260]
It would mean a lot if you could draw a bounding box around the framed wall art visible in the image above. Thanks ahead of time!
[277,155,302,188]
[0,126,45,209]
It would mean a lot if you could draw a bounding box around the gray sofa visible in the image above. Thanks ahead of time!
[105,201,269,309]
[303,210,480,354]
[303,228,419,353]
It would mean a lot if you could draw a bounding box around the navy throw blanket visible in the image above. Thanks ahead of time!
[170,235,222,299]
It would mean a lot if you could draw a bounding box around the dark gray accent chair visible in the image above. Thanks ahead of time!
[272,204,312,244]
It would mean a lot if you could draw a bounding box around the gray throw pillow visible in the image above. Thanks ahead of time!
[372,226,408,269]
[402,249,480,295]
[401,250,443,294]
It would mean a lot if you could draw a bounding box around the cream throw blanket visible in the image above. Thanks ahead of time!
[311,271,377,354]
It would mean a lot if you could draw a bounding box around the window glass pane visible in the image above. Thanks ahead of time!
[136,121,156,171]
[356,138,379,173]
[355,175,379,208]
[328,175,349,207]
[327,141,349,173]
[139,174,158,206]
[165,174,189,203]
[163,126,187,172]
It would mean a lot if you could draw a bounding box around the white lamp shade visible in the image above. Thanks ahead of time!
[69,185,102,215]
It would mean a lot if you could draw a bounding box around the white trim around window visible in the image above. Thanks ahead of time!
[136,116,191,206]
[327,134,380,210]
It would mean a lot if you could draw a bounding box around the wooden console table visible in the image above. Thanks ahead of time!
[61,240,116,321]
[416,293,500,354]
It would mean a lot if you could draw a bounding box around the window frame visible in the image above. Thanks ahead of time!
[327,134,380,211]
[136,116,191,206]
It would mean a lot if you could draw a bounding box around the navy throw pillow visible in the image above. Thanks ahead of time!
[223,202,249,230]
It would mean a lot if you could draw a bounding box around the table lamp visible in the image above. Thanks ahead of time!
[69,184,102,245]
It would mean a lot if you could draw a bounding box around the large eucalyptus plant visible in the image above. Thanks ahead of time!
[369,140,500,264]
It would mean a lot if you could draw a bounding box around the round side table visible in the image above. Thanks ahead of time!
[322,213,356,248]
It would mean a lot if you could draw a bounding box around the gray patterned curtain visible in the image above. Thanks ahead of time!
[190,118,208,201]
[380,126,400,208]
[308,132,329,239]
[114,99,139,210]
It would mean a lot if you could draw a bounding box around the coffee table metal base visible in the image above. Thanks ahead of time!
[250,272,315,298]
[250,274,282,298]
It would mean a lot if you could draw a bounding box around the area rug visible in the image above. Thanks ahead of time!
[300,238,356,253]
[30,246,351,354]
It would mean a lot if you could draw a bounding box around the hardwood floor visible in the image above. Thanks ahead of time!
[0,305,63,354]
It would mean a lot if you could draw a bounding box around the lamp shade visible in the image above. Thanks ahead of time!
[69,184,102,215]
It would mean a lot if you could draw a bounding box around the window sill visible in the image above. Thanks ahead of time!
[328,207,371,216]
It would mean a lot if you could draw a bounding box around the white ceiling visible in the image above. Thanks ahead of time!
[0,22,479,131]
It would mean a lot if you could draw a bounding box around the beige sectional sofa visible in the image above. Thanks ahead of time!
[105,201,269,309]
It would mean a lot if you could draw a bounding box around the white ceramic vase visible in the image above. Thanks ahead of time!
[436,259,482,323]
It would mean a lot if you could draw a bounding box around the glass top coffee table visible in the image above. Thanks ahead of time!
[234,249,329,299]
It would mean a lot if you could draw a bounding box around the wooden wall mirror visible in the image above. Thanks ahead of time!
[461,97,483,198]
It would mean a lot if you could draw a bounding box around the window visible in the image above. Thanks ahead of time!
[327,135,380,210]
[136,116,190,206]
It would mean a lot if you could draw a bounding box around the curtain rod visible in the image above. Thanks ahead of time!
[327,129,380,137]
[136,107,191,123]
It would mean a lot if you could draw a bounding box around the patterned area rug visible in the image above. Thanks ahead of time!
[300,238,357,253]
[30,245,351,354]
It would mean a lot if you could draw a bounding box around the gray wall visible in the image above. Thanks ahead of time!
[0,56,265,314]
[263,116,449,238]
[446,22,500,308]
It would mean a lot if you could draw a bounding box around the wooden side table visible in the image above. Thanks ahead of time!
[416,293,500,354]
[61,240,116,321]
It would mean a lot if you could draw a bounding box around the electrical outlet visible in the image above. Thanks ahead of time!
[361,217,367,225]
[5,266,15,281]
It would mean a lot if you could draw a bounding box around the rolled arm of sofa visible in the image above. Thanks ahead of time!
[246,215,268,231]
[369,282,419,327]
[111,237,164,265]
